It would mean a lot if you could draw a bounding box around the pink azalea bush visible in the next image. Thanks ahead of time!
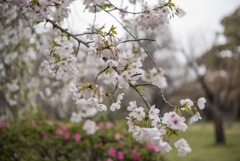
[0,120,165,161]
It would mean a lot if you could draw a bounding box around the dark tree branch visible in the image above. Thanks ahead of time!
[105,0,170,15]
[76,42,80,56]
[135,83,177,109]
[121,39,155,43]
[131,73,142,78]
[75,32,98,36]
[92,6,97,32]
[45,18,90,48]
[181,49,215,102]
[130,83,152,109]
[111,83,118,95]
[94,65,110,83]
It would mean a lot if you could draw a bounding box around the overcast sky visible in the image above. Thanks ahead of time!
[67,0,240,51]
[170,0,240,47]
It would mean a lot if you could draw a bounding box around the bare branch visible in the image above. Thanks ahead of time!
[105,0,143,14]
[45,18,90,48]
[105,0,169,15]
[181,48,215,102]
[130,83,152,109]
[75,32,98,36]
[111,83,118,95]
[135,83,177,109]
[76,42,81,56]
[131,73,142,78]
[94,65,110,83]
[92,6,97,32]
[121,39,155,43]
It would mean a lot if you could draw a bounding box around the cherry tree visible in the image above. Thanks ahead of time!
[0,0,206,157]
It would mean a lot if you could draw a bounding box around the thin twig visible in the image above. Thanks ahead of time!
[131,73,142,78]
[135,83,177,109]
[45,18,90,48]
[121,39,155,43]
[105,0,143,14]
[105,0,169,15]
[92,6,97,33]
[76,42,80,56]
[111,83,118,95]
[94,65,110,83]
[130,82,152,109]
[75,32,98,36]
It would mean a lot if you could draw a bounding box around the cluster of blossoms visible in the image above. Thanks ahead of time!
[180,97,206,124]
[135,3,170,30]
[111,57,143,89]
[83,0,106,12]
[69,82,125,123]
[69,82,105,115]
[142,68,167,89]
[88,25,121,66]
[5,0,73,22]
[135,1,182,30]
[86,27,146,89]
[43,36,78,80]
[126,97,206,156]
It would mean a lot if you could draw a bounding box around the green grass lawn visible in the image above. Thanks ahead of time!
[164,122,240,161]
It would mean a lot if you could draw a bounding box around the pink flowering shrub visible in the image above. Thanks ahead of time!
[0,120,165,161]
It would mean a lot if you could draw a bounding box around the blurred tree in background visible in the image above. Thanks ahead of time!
[200,6,240,144]
[181,7,240,144]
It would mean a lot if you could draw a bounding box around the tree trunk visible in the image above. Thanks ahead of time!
[214,116,225,144]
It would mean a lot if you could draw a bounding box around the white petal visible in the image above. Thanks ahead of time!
[197,97,206,110]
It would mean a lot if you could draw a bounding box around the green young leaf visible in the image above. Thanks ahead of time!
[185,106,194,115]
[105,68,109,74]
[105,90,112,97]
[124,63,129,70]
[137,87,146,94]
[174,109,182,116]
[52,40,58,46]
[80,83,90,89]
[104,40,109,47]
[167,130,173,137]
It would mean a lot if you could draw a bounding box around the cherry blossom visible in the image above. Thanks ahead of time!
[148,105,160,120]
[70,112,82,123]
[189,112,202,124]
[198,97,206,110]
[129,107,145,121]
[162,111,187,131]
[83,119,98,134]
[180,98,194,110]
[174,138,192,157]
